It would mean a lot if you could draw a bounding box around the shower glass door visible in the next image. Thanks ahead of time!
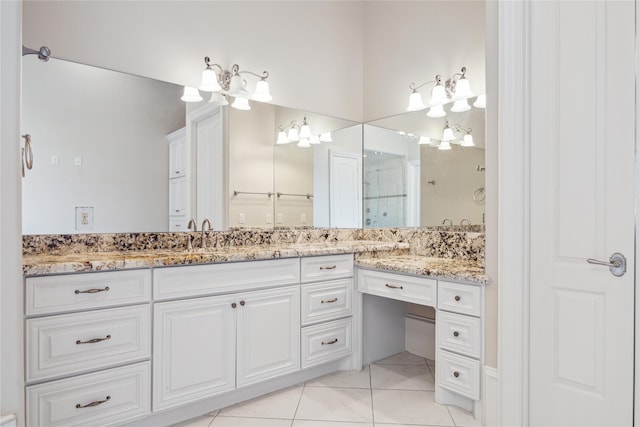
[364,150,406,228]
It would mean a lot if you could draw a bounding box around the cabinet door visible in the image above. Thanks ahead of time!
[236,285,300,387]
[153,295,236,411]
[169,138,187,178]
[169,176,188,217]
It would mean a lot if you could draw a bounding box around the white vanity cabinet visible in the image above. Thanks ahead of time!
[152,260,301,411]
[300,255,354,368]
[24,269,152,427]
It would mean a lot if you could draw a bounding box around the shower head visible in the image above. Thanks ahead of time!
[22,45,51,62]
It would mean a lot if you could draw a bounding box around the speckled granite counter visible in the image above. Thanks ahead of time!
[23,241,410,276]
[355,254,490,285]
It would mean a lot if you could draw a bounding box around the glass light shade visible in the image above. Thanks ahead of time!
[228,74,250,98]
[473,94,486,108]
[309,135,321,145]
[427,104,446,118]
[297,138,311,148]
[231,96,251,111]
[319,132,333,142]
[199,68,222,92]
[454,77,473,99]
[208,92,229,106]
[299,124,312,139]
[276,131,289,144]
[406,91,426,111]
[429,84,448,105]
[461,134,475,147]
[438,140,452,150]
[441,127,455,141]
[287,128,300,142]
[450,99,471,113]
[181,86,203,102]
[418,136,431,145]
[252,79,272,102]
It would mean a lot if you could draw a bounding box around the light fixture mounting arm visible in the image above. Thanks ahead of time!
[409,75,439,92]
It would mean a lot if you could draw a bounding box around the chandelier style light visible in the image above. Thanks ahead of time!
[406,66,485,118]
[181,57,272,110]
[276,117,333,148]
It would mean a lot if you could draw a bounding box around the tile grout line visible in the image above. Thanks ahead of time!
[289,380,306,426]
[368,364,376,426]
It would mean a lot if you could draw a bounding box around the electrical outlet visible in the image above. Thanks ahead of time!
[276,213,283,224]
[266,213,272,224]
[51,155,59,165]
[300,213,306,223]
[238,213,246,224]
[74,156,82,166]
[75,207,94,230]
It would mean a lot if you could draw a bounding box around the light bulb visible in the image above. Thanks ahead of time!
[199,68,221,92]
[181,86,203,102]
[276,131,289,144]
[418,136,431,145]
[208,92,229,106]
[454,77,473,99]
[427,104,446,118]
[231,96,251,111]
[473,94,486,109]
[450,99,471,113]
[461,134,475,147]
[438,140,452,150]
[319,132,333,142]
[297,138,311,148]
[287,128,300,142]
[406,91,426,111]
[252,79,272,102]
[429,83,447,105]
[228,74,250,98]
[441,125,455,142]
[299,120,312,139]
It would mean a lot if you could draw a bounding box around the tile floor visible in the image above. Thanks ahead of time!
[173,352,481,427]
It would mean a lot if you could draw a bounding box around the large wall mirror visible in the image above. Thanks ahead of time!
[363,106,485,227]
[22,56,362,234]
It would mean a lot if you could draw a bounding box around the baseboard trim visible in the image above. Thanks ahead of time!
[483,366,498,426]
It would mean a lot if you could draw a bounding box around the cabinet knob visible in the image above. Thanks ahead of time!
[453,371,460,378]
[454,295,461,302]
[231,302,237,308]
[453,331,459,337]
[240,300,246,306]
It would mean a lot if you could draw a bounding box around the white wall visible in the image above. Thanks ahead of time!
[1,1,24,423]
[22,56,184,234]
[23,1,365,122]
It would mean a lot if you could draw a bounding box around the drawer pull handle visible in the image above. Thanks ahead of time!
[453,331,460,337]
[321,298,338,304]
[320,265,337,270]
[454,295,461,302]
[453,371,460,378]
[385,283,404,290]
[322,338,338,345]
[76,335,111,345]
[74,286,110,295]
[76,395,111,408]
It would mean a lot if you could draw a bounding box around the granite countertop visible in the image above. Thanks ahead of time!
[355,255,490,285]
[22,241,410,276]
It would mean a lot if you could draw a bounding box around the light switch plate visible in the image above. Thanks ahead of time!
[75,207,94,230]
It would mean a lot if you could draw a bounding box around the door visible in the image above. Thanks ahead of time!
[528,2,635,426]
[153,295,236,411]
[236,285,300,387]
[330,151,362,228]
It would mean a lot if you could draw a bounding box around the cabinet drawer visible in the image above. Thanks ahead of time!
[301,318,352,368]
[436,350,480,400]
[301,255,353,283]
[27,362,150,427]
[301,278,352,326]
[26,270,151,316]
[437,281,481,317]
[154,258,300,300]
[27,305,150,382]
[437,311,481,359]
[357,269,437,306]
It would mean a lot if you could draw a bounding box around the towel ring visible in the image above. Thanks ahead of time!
[473,187,486,204]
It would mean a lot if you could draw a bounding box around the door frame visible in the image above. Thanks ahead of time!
[497,1,638,426]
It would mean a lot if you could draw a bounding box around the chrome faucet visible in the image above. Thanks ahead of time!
[442,218,453,226]
[201,219,212,249]
[186,219,197,251]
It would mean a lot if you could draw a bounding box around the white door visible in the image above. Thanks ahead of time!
[528,2,635,426]
[236,285,300,387]
[330,151,362,228]
[153,295,236,411]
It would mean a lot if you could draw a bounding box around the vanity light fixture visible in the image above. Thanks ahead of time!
[182,57,272,110]
[419,136,432,145]
[406,67,485,117]
[319,132,333,143]
[473,94,486,109]
[276,117,328,147]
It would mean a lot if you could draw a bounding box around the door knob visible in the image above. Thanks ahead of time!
[586,252,626,277]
